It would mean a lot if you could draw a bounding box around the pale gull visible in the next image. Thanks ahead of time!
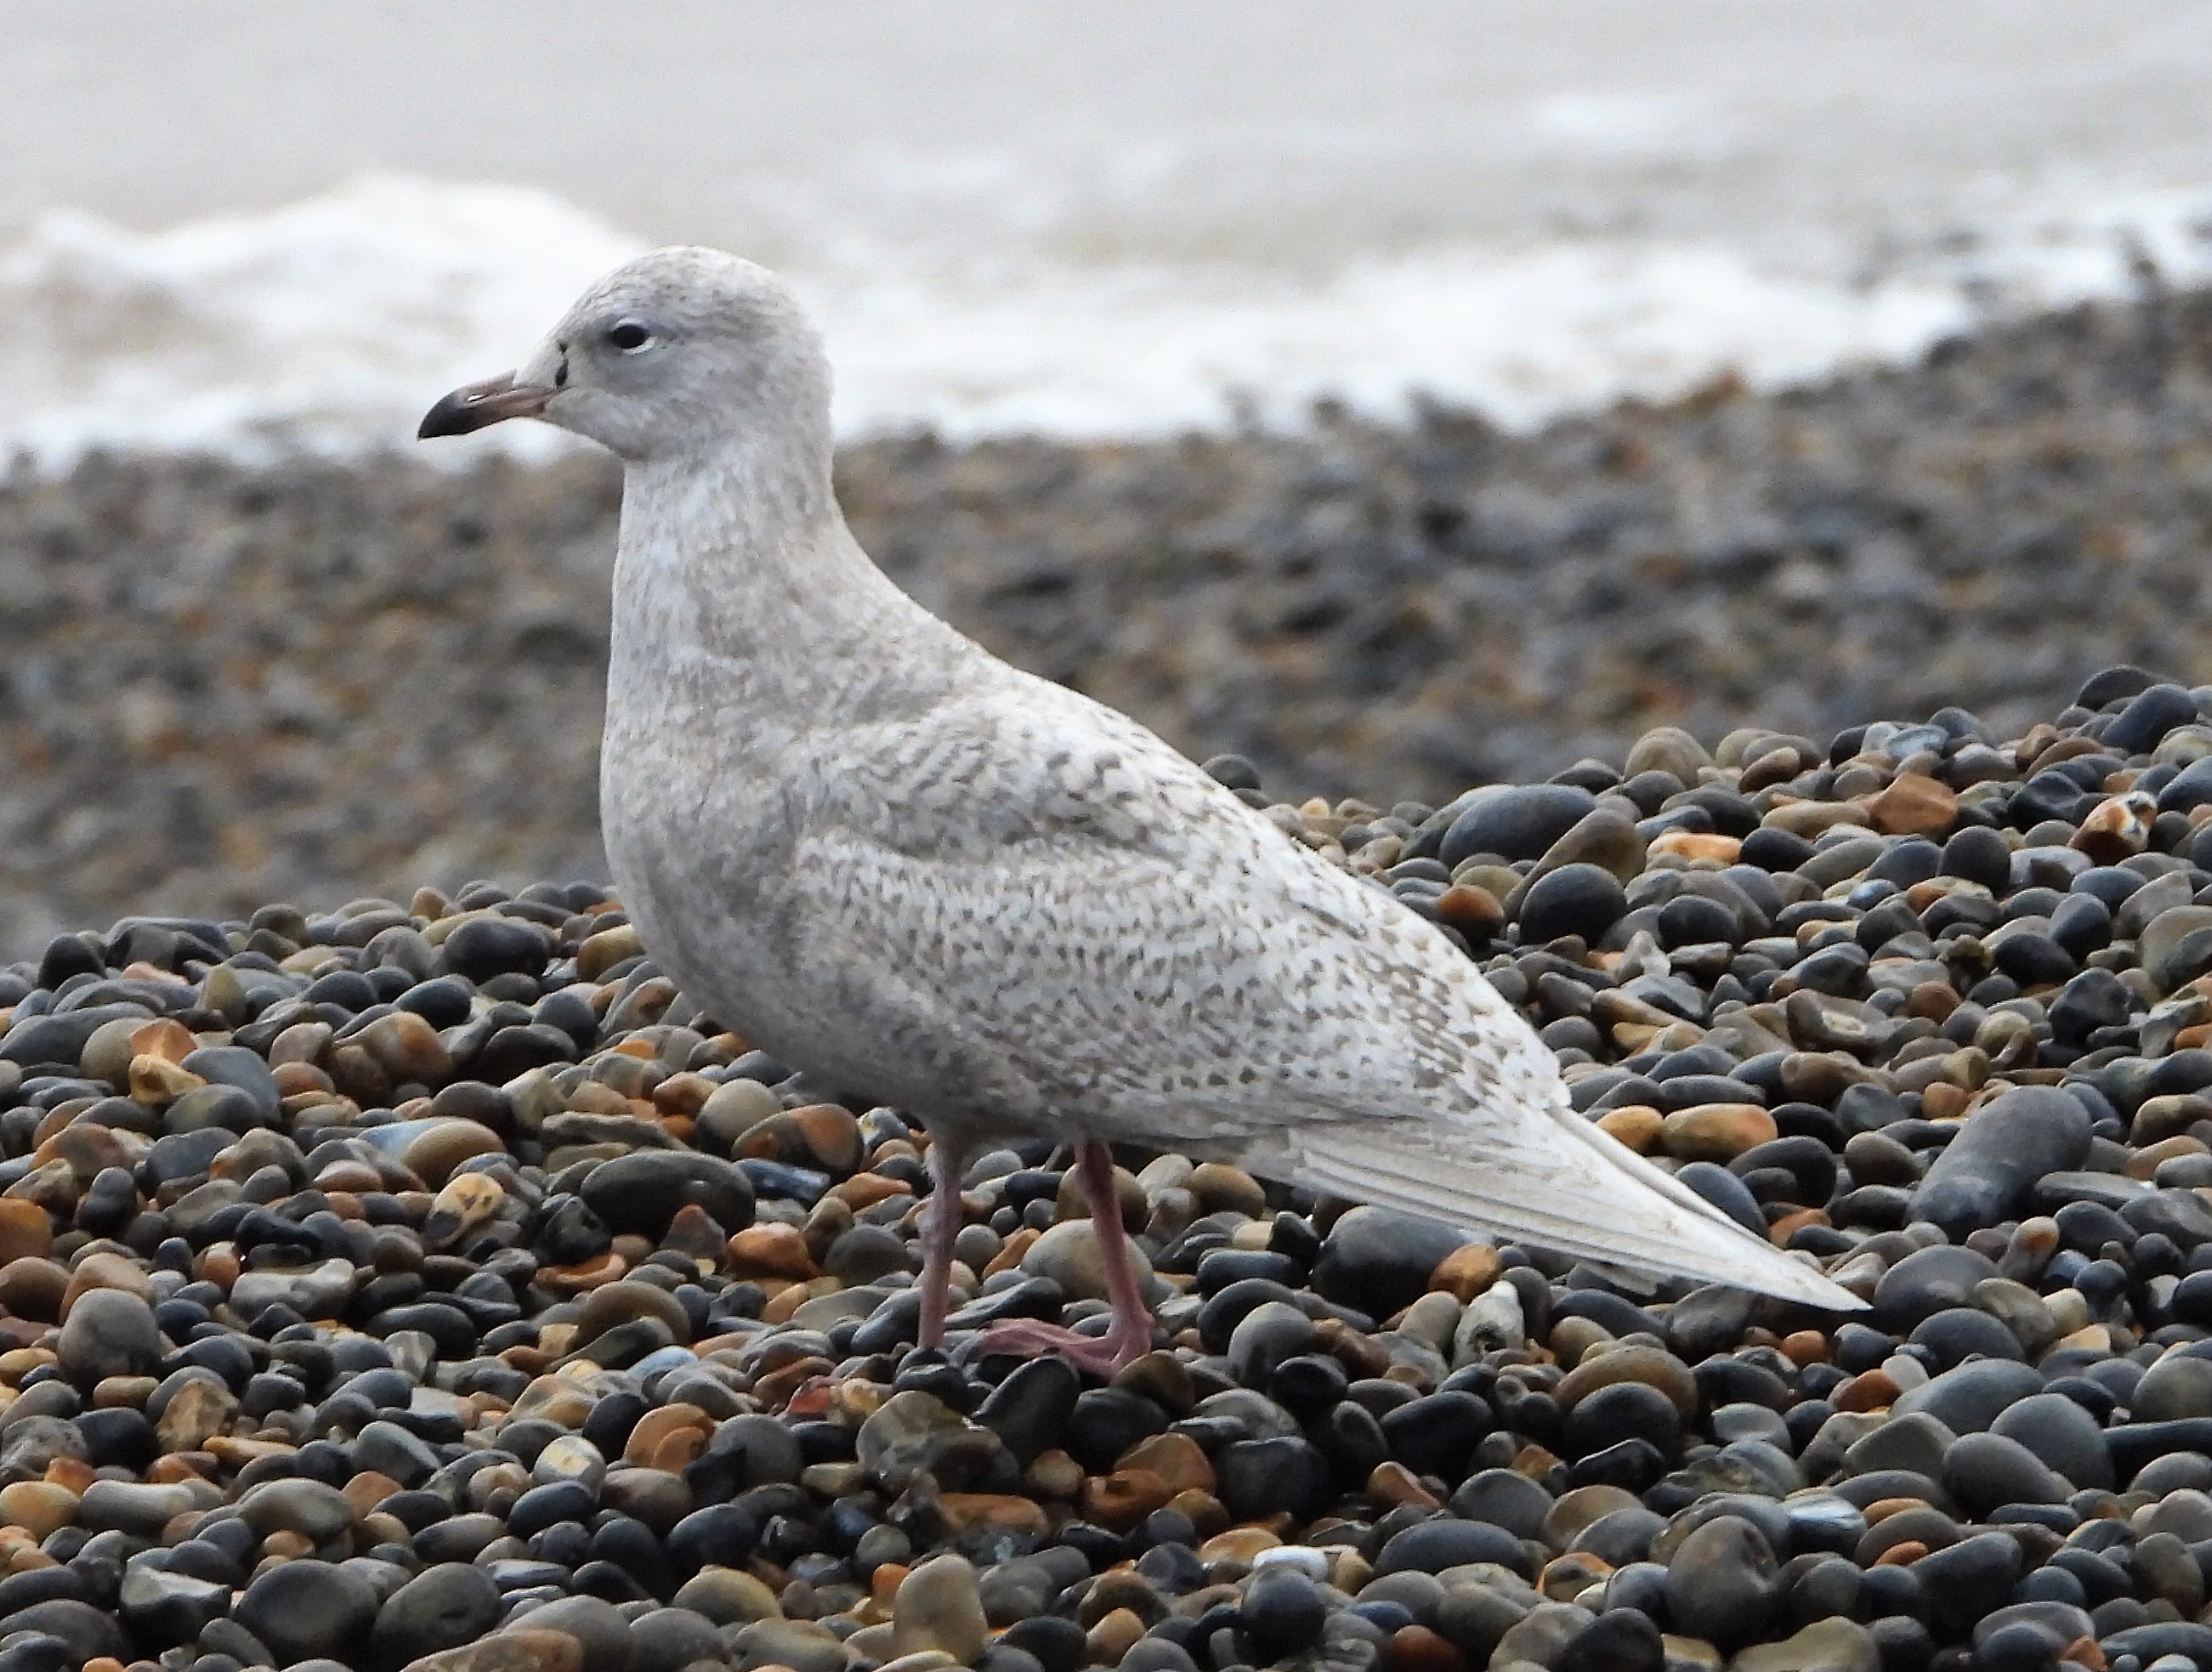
[421,247,1863,1373]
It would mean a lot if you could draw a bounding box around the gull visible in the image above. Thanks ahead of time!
[421,247,1861,1374]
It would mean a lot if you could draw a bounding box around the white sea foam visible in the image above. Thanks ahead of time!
[2,172,2210,471]
[0,176,642,468]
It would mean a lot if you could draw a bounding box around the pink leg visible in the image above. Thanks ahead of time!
[917,1132,966,1351]
[966,1139,1155,1376]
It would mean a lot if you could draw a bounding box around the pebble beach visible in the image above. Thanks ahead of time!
[9,284,2212,951]
[9,288,2212,1672]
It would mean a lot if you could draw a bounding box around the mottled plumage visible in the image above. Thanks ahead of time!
[423,246,1863,1354]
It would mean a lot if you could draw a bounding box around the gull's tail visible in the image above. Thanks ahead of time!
[1283,1089,1866,1312]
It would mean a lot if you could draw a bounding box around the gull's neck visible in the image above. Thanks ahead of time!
[608,428,961,728]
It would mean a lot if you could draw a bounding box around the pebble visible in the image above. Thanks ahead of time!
[1519,864,1631,944]
[1019,1217,1157,1306]
[893,1555,990,1664]
[1664,1515,1778,1649]
[233,1559,382,1665]
[54,1288,159,1385]
[1912,1085,2092,1235]
[1557,1607,1665,1672]
[1239,1562,1327,1661]
[1310,1204,1472,1315]
[372,1563,505,1668]
[1731,1618,1880,1672]
[1442,785,1598,866]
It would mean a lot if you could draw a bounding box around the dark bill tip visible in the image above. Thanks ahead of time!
[417,372,553,439]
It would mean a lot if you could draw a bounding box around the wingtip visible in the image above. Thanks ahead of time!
[1750,1261,1873,1313]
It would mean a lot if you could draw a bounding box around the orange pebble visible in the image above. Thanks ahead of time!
[1780,1329,1831,1367]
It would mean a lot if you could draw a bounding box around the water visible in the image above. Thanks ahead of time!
[3,0,2210,465]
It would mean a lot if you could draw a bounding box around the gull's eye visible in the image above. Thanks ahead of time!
[605,320,653,354]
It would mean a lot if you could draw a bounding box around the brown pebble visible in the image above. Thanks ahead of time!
[128,1018,199,1064]
[1168,1488,1229,1539]
[0,1202,52,1264]
[1186,1162,1268,1218]
[2128,1136,2209,1180]
[983,1227,1040,1277]
[1834,1370,1899,1412]
[829,1173,912,1211]
[2131,1094,2212,1145]
[1433,884,1505,935]
[1763,797,1872,839]
[574,1278,694,1346]
[156,1378,237,1454]
[1540,1551,1613,1601]
[406,1630,585,1672]
[1866,772,1958,837]
[623,1403,709,1466]
[538,1253,627,1294]
[0,1482,77,1539]
[61,1251,156,1316]
[0,1346,54,1382]
[1198,1527,1281,1569]
[577,924,645,981]
[1082,1469,1171,1531]
[423,1172,502,1246]
[1429,1242,1504,1301]
[343,1471,406,1517]
[313,1160,384,1193]
[931,1493,1050,1540]
[1906,980,1960,1022]
[1780,1329,1830,1367]
[1648,830,1741,864]
[1555,1344,1698,1416]
[37,1124,141,1183]
[2072,791,2156,863]
[395,1118,505,1186]
[760,1278,839,1325]
[1659,1102,1777,1162]
[1116,1433,1215,1495]
[1382,1624,1465,1672]
[1863,1495,1931,1525]
[1367,1462,1441,1510]
[1766,1207,1828,1244]
[1112,1350,1194,1412]
[0,1257,68,1322]
[648,1428,707,1471]
[1084,1607,1146,1666]
[1920,1082,1973,1121]
[1512,1442,1563,1480]
[354,1010,454,1086]
[728,1223,820,1280]
[128,1056,204,1105]
[1594,1105,1663,1154]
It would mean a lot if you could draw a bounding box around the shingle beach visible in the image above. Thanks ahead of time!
[7,289,2212,1672]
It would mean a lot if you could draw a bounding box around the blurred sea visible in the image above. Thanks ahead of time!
[3,1,2212,464]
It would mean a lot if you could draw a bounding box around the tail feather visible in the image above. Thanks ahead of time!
[1285,1102,1864,1312]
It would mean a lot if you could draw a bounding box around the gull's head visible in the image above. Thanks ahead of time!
[417,247,830,465]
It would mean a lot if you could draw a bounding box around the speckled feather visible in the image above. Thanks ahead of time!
[512,247,1859,1310]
